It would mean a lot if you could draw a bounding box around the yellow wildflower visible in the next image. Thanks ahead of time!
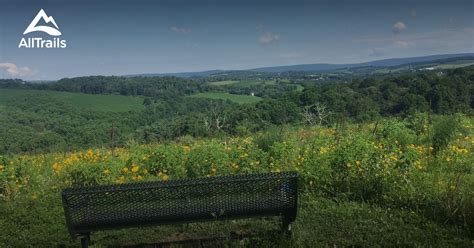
[52,163,63,173]
[115,176,125,184]
[182,146,191,152]
[131,165,140,173]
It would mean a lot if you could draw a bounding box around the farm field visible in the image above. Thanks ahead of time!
[190,92,262,104]
[433,61,474,69]
[372,60,474,74]
[208,80,239,86]
[0,115,472,247]
[0,89,144,112]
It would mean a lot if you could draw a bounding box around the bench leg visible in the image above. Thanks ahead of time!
[281,216,292,237]
[80,235,90,248]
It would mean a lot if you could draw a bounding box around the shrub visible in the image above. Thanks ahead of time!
[129,144,187,180]
[254,126,285,152]
[61,162,109,186]
[431,115,460,154]
[379,118,417,147]
[185,140,231,177]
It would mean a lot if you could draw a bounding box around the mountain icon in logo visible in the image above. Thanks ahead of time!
[23,9,61,36]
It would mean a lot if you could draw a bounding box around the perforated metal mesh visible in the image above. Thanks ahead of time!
[62,172,298,238]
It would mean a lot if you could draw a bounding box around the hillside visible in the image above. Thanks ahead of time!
[0,89,144,112]
[1,66,472,154]
[0,58,473,248]
[0,118,472,247]
[124,53,474,77]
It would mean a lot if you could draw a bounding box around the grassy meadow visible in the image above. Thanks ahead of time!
[0,89,144,112]
[0,114,472,247]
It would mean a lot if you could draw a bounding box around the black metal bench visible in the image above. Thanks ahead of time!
[61,171,298,247]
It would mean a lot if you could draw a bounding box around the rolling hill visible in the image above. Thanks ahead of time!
[125,53,474,77]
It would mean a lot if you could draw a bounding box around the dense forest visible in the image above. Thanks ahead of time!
[0,66,473,154]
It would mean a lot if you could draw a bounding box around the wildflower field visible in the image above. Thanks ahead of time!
[0,114,473,247]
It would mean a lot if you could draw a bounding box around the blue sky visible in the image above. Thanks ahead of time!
[0,0,473,80]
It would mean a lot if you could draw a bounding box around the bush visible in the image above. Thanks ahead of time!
[379,118,417,147]
[185,140,231,177]
[62,162,109,186]
[255,126,285,152]
[431,115,460,154]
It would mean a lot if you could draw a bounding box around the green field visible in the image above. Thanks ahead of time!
[208,80,239,86]
[233,79,276,87]
[433,61,474,69]
[190,92,262,104]
[0,89,144,112]
[295,84,304,92]
[373,60,474,74]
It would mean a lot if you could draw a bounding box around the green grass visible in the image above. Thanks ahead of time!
[1,192,470,247]
[208,80,239,86]
[293,196,471,247]
[232,80,276,87]
[373,60,474,74]
[434,61,474,69]
[190,92,262,104]
[0,89,144,112]
[295,84,304,92]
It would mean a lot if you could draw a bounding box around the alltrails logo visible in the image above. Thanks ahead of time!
[18,9,67,48]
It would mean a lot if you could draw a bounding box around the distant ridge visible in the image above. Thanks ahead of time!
[249,53,474,72]
[125,53,474,78]
[124,70,224,78]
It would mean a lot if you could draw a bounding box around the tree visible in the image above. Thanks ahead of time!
[301,102,330,126]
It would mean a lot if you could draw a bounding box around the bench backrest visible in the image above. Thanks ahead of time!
[62,172,298,238]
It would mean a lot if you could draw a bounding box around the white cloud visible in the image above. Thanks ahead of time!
[280,52,305,59]
[368,48,387,58]
[392,21,407,34]
[410,9,417,18]
[255,24,280,45]
[357,27,474,45]
[169,26,191,34]
[0,63,35,78]
[394,40,411,48]
[256,24,264,31]
[259,31,280,44]
[356,27,474,59]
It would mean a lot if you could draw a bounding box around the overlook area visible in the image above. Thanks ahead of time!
[0,64,473,246]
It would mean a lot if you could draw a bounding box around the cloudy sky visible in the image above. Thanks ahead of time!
[0,0,473,80]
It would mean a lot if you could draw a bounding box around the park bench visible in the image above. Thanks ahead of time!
[61,171,298,247]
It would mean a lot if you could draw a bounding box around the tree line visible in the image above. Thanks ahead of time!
[0,66,472,154]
